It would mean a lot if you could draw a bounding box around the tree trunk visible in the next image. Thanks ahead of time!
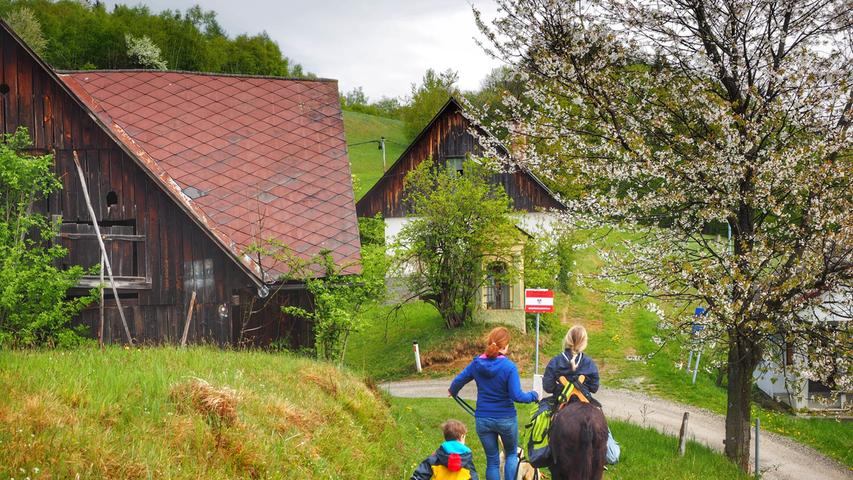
[724,336,761,472]
[438,291,466,328]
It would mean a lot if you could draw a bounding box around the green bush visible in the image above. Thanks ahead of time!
[0,128,95,348]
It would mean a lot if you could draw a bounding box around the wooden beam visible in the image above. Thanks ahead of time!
[59,232,146,242]
[98,253,104,349]
[72,151,134,345]
[75,277,151,290]
[180,291,197,347]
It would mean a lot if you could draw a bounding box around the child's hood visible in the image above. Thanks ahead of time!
[436,440,473,471]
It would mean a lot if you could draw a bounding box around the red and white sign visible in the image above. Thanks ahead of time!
[525,289,555,313]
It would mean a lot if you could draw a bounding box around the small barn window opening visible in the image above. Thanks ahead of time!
[485,261,511,310]
[0,83,9,95]
[106,191,118,207]
[446,156,464,176]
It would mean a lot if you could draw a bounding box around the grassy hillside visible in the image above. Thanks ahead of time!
[0,347,750,479]
[0,348,404,479]
[342,110,412,199]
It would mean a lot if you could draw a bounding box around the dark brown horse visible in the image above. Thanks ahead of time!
[548,401,609,480]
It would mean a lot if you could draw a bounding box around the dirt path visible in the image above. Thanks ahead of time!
[384,378,851,480]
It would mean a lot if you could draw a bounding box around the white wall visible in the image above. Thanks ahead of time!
[753,358,808,409]
[385,212,565,246]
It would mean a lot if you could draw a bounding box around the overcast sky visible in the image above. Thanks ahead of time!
[105,0,503,100]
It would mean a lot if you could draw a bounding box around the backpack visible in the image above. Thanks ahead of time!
[522,353,588,469]
[430,465,472,480]
[521,397,556,468]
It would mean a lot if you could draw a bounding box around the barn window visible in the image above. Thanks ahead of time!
[106,191,118,207]
[446,156,464,176]
[485,261,511,310]
[58,220,150,289]
[0,83,9,95]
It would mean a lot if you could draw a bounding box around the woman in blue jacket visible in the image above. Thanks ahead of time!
[449,327,539,480]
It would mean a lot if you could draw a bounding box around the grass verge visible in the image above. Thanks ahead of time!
[391,397,749,479]
[345,301,547,380]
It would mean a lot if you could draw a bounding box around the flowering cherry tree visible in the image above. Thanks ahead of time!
[474,0,852,470]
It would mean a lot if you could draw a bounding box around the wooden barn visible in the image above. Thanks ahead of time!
[356,97,564,223]
[356,97,564,330]
[0,20,361,347]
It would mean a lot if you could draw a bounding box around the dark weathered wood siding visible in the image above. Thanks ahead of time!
[0,25,311,346]
[356,99,564,218]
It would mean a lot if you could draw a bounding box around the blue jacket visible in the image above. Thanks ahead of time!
[449,355,538,418]
[542,350,600,399]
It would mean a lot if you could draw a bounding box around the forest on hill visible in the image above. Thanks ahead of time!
[0,0,309,77]
[0,1,581,200]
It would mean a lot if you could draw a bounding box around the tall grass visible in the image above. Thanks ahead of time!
[0,347,405,479]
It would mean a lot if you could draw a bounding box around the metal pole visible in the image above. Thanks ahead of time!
[727,221,733,254]
[691,350,702,384]
[535,313,541,375]
[755,417,760,479]
[687,350,694,372]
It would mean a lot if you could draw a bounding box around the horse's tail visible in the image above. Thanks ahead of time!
[575,419,596,480]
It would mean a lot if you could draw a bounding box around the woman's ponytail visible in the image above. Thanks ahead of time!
[563,325,589,370]
[484,327,510,359]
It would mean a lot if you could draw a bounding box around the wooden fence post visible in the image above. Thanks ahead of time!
[678,412,690,456]
[181,291,197,347]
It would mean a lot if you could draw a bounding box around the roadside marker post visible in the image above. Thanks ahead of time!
[525,289,555,394]
[413,341,422,373]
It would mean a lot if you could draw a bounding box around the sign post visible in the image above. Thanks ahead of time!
[525,289,555,391]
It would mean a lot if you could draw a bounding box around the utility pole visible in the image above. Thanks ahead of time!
[379,136,386,171]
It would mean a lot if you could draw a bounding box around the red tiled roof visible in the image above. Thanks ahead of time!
[59,70,360,281]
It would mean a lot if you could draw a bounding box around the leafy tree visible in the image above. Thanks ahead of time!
[402,68,460,136]
[0,1,310,77]
[3,7,47,56]
[523,228,576,294]
[0,128,94,348]
[395,159,520,328]
[340,86,403,119]
[477,0,852,470]
[342,86,369,108]
[250,229,388,363]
